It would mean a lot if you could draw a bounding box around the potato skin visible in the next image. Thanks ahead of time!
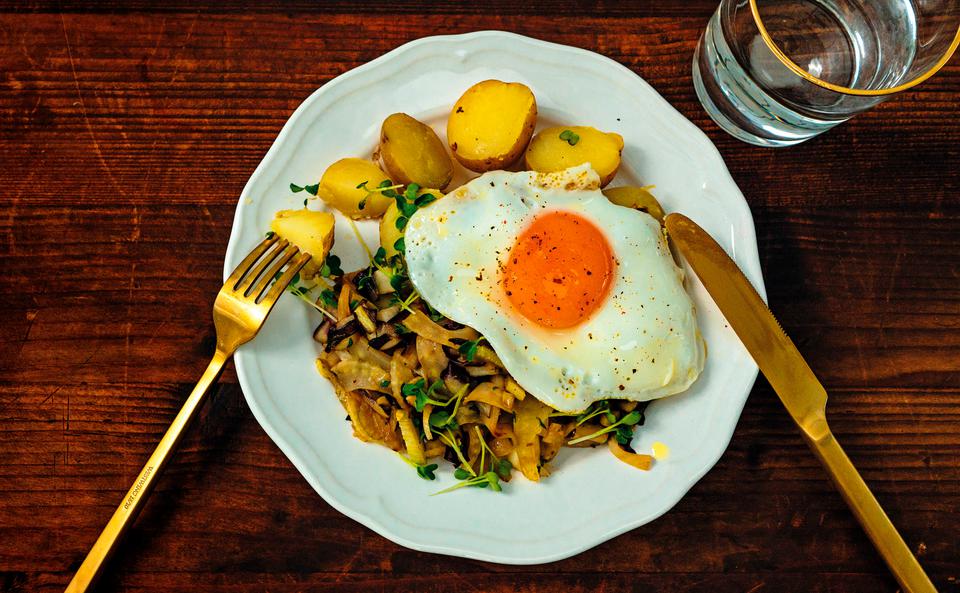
[447,80,537,172]
[379,113,453,190]
[379,202,405,260]
[318,158,393,219]
[602,186,665,222]
[524,126,624,187]
[379,187,443,260]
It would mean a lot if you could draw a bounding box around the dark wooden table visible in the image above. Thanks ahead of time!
[2,2,958,592]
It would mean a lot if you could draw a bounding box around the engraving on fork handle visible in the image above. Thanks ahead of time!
[123,466,154,510]
[65,349,230,593]
[62,236,319,592]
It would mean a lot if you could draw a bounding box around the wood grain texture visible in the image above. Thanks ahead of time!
[1,3,958,592]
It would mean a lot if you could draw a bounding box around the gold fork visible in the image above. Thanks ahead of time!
[65,235,312,593]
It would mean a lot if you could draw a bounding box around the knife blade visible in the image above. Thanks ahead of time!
[665,213,827,438]
[665,212,936,593]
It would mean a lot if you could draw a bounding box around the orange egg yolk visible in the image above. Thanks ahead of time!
[502,210,615,329]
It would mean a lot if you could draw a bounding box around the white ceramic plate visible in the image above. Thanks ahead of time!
[225,31,765,564]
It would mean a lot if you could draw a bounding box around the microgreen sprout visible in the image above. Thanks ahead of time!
[566,410,643,445]
[457,336,486,362]
[290,182,320,195]
[319,254,343,278]
[391,289,420,313]
[428,409,458,431]
[448,383,469,419]
[392,183,437,231]
[437,429,475,477]
[403,378,448,412]
[319,289,338,308]
[431,471,502,495]
[278,271,336,321]
[574,401,614,427]
[397,453,438,480]
[559,129,580,146]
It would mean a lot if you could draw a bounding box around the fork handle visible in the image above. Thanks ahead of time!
[65,349,231,593]
[804,427,937,593]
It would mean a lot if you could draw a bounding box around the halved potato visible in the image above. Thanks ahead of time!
[270,209,335,265]
[524,126,624,187]
[379,113,453,190]
[602,186,665,222]
[318,158,393,219]
[447,80,537,172]
[379,187,443,260]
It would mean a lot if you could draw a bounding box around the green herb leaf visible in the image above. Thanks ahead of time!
[615,425,634,446]
[319,254,343,278]
[319,289,338,308]
[559,129,580,146]
[457,337,485,362]
[567,407,644,446]
[405,378,449,412]
[358,197,367,210]
[453,467,471,480]
[290,183,304,193]
[416,463,438,480]
[395,215,409,230]
[425,303,445,322]
[304,182,320,196]
[414,192,436,207]
[356,269,376,295]
[399,201,418,218]
[373,247,387,267]
[402,378,425,398]
[428,410,458,430]
[404,183,420,200]
[379,379,390,388]
[356,180,369,190]
[389,270,408,291]
[393,237,405,253]
[495,458,512,480]
[264,230,275,239]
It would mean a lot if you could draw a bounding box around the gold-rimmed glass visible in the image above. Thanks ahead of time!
[693,0,960,146]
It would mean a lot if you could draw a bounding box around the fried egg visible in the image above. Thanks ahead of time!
[404,165,705,413]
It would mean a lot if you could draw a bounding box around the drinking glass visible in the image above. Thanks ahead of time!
[693,0,960,146]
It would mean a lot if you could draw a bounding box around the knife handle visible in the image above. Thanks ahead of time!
[803,427,937,593]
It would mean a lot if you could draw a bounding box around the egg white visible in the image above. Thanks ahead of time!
[404,165,705,413]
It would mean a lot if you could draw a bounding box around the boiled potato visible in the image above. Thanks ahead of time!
[524,126,624,187]
[602,186,665,223]
[318,158,392,219]
[379,187,443,260]
[379,113,453,190]
[270,209,335,264]
[379,202,405,261]
[447,80,537,172]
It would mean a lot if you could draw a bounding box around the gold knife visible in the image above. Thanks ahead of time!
[664,213,937,593]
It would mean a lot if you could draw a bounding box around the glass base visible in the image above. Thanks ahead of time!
[692,8,844,148]
[692,50,808,148]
